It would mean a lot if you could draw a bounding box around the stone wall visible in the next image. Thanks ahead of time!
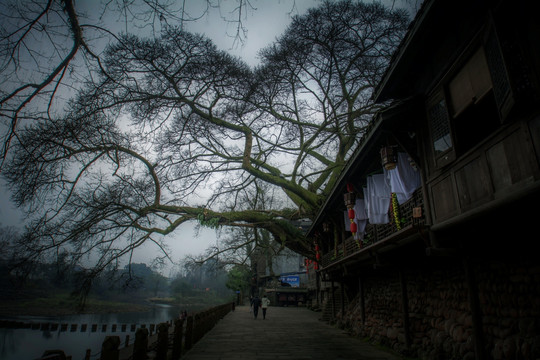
[477,259,540,360]
[337,256,540,359]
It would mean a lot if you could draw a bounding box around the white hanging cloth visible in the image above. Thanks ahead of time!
[343,210,351,231]
[385,152,421,203]
[365,174,390,224]
[354,198,368,234]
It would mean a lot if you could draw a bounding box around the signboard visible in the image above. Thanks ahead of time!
[279,275,300,287]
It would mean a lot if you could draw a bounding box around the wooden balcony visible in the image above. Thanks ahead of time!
[321,188,426,269]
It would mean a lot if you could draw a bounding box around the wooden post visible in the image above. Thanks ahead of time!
[100,335,120,360]
[132,327,149,360]
[331,280,336,319]
[171,319,184,360]
[155,322,169,360]
[463,256,487,360]
[85,349,91,360]
[185,315,193,351]
[399,269,412,349]
[340,279,345,317]
[358,276,365,325]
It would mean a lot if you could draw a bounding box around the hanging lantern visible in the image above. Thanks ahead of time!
[346,182,355,193]
[322,222,330,233]
[348,208,355,220]
[380,146,397,170]
[344,192,356,208]
[350,221,358,234]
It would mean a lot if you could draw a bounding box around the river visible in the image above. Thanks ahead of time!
[0,303,201,360]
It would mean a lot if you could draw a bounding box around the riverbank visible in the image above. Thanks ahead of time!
[0,295,152,317]
[0,295,229,317]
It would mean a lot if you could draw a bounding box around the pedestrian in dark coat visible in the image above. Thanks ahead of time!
[251,295,262,319]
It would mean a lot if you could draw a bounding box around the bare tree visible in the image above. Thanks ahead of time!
[0,0,266,169]
[186,181,286,269]
[2,0,410,283]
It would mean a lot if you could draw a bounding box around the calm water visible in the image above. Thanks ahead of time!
[0,303,198,360]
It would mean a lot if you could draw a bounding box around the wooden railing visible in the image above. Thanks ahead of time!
[26,302,235,360]
[321,189,426,269]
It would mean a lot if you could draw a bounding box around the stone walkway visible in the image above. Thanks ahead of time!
[181,305,408,360]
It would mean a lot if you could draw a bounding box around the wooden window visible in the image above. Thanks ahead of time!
[427,91,455,168]
[448,47,493,117]
[484,26,513,121]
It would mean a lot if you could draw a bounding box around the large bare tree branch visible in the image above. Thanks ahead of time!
[1,0,411,285]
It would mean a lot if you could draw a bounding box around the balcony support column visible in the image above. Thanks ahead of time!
[358,276,365,325]
[399,269,412,350]
[463,256,487,360]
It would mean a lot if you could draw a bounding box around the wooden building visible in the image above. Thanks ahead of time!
[306,0,540,358]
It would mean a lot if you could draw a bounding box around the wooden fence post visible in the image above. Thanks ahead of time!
[185,315,193,351]
[171,319,184,360]
[100,336,120,360]
[155,322,169,360]
[132,327,149,360]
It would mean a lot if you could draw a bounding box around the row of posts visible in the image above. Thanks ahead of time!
[96,302,234,360]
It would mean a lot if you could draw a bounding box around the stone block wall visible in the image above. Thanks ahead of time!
[337,257,540,359]
[476,259,540,360]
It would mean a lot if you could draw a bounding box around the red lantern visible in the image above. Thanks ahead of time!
[350,221,358,233]
[346,182,354,193]
[348,208,355,220]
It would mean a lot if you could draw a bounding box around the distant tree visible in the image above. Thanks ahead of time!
[2,0,411,287]
[170,276,195,299]
[225,264,251,293]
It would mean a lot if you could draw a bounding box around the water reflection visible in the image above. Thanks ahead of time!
[0,303,203,360]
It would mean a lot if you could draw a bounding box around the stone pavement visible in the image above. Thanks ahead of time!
[181,305,408,360]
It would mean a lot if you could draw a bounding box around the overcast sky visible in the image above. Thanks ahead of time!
[0,0,323,275]
[0,0,418,275]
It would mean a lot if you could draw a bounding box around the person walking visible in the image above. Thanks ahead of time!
[251,294,262,319]
[261,294,270,319]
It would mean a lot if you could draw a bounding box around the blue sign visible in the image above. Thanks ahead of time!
[280,275,300,287]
